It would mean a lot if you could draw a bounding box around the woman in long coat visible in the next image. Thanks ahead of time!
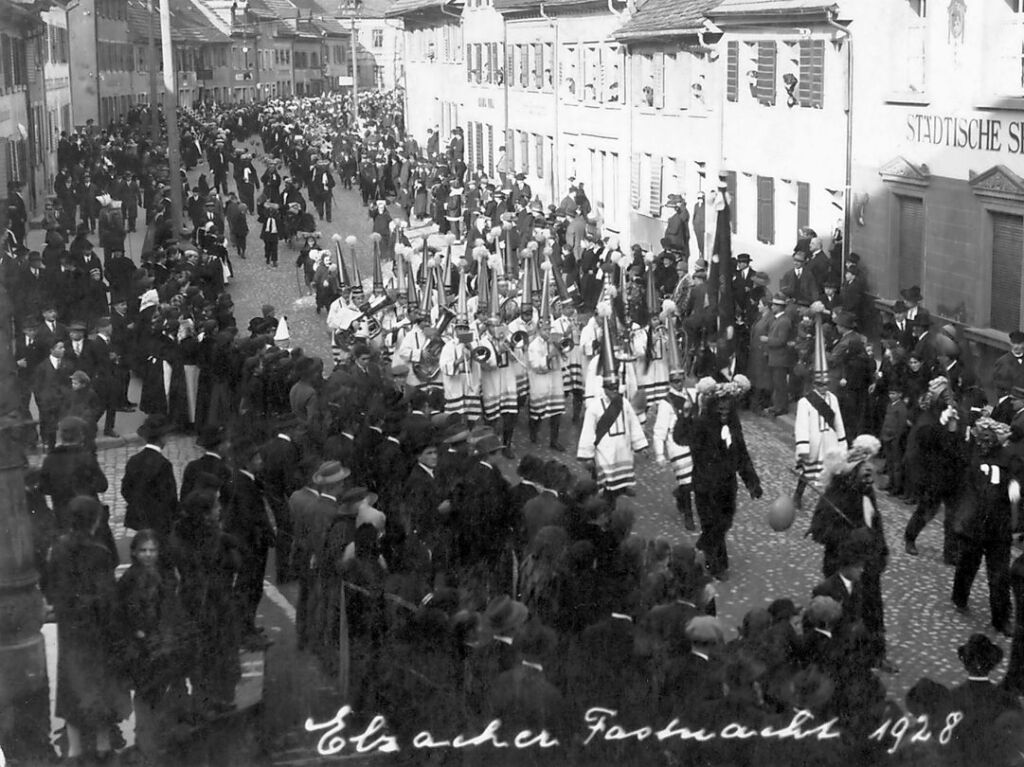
[46,496,130,761]
[116,530,188,759]
[747,291,773,411]
[412,177,429,221]
[168,490,244,715]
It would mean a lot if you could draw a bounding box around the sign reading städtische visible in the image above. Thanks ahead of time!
[906,113,1024,153]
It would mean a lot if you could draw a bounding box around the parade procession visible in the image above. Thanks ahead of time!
[10,0,1024,764]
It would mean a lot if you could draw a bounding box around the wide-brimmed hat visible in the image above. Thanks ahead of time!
[483,595,529,636]
[664,193,684,206]
[900,285,923,303]
[196,424,227,449]
[137,414,173,441]
[313,460,350,486]
[340,486,379,508]
[833,310,858,329]
[475,434,503,455]
[958,633,1004,674]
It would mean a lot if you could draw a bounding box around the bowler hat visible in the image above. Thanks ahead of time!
[771,292,788,306]
[833,310,858,329]
[900,285,923,303]
[475,434,503,455]
[735,252,751,263]
[891,300,908,314]
[137,414,172,441]
[767,598,801,622]
[685,616,726,644]
[196,424,227,449]
[341,486,379,508]
[958,633,1004,674]
[483,595,529,636]
[1010,331,1024,345]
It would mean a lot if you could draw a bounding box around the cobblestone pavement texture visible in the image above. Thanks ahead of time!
[23,143,1016,712]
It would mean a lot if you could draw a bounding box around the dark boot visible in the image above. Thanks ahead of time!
[793,477,807,511]
[572,392,583,424]
[675,486,696,531]
[502,414,516,459]
[528,419,539,444]
[549,416,565,452]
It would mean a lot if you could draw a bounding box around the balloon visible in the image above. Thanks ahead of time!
[768,496,797,532]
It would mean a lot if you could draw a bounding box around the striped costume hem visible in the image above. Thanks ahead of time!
[515,375,530,399]
[640,382,669,403]
[528,397,565,420]
[446,395,483,419]
[670,452,693,486]
[562,363,584,392]
[482,393,519,419]
[800,460,824,482]
[597,463,637,492]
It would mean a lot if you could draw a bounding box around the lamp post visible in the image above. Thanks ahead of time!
[0,277,51,762]
[346,0,361,127]
[159,0,183,234]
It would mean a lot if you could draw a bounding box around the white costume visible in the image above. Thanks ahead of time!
[577,392,649,493]
[526,335,565,420]
[794,390,847,483]
[440,337,482,419]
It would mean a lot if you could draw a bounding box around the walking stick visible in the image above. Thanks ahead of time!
[785,467,858,529]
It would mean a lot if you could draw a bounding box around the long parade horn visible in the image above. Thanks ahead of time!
[345,235,363,301]
[370,232,385,295]
[331,233,351,288]
[489,252,503,321]
[404,248,420,310]
[662,299,684,377]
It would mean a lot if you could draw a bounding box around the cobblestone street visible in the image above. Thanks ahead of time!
[21,152,1016,750]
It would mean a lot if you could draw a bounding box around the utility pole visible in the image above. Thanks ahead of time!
[148,0,159,144]
[349,0,359,128]
[0,276,51,762]
[159,0,183,234]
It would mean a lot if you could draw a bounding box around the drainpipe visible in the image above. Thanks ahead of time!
[545,5,559,204]
[502,17,509,181]
[607,0,624,19]
[827,8,852,275]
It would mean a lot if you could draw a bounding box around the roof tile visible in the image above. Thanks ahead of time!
[710,0,836,15]
[613,0,719,40]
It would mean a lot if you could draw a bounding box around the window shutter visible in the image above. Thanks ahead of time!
[726,40,739,102]
[723,171,737,233]
[535,133,543,178]
[897,196,925,290]
[757,41,776,106]
[506,129,514,169]
[798,39,824,108]
[632,52,643,105]
[466,45,473,82]
[487,124,494,175]
[506,43,514,85]
[467,121,474,168]
[756,175,775,244]
[520,131,529,173]
[653,51,665,108]
[991,212,1024,332]
[649,154,663,216]
[534,42,542,87]
[796,181,810,234]
[475,122,484,171]
[630,154,641,209]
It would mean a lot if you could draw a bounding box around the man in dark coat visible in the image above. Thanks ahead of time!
[33,337,74,450]
[691,192,706,259]
[808,436,897,673]
[660,193,690,266]
[309,161,336,222]
[121,415,178,537]
[779,251,821,306]
[180,425,232,502]
[451,434,512,583]
[686,390,762,579]
[258,426,303,583]
[224,439,275,647]
[7,180,27,246]
[763,293,794,416]
[83,315,120,437]
[952,419,1015,634]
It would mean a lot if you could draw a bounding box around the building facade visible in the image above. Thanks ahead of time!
[461,0,505,181]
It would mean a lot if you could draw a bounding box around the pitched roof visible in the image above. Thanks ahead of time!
[613,0,719,40]
[492,0,603,12]
[126,0,231,42]
[248,0,298,18]
[335,0,393,19]
[384,0,460,17]
[709,0,837,16]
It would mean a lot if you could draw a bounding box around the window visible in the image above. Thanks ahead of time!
[561,45,578,99]
[543,43,553,89]
[991,211,1024,332]
[897,195,924,291]
[375,66,384,88]
[726,41,739,102]
[797,40,825,108]
[519,44,529,88]
[630,153,641,210]
[532,43,542,89]
[648,154,662,216]
[372,28,383,49]
[666,51,691,110]
[903,0,927,92]
[756,176,774,244]
[995,1,1024,94]
[756,41,776,106]
[796,181,810,234]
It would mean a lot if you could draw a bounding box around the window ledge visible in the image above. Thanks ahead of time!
[883,92,930,106]
[975,97,1024,112]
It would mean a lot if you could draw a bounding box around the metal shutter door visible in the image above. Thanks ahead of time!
[756,175,774,244]
[797,181,810,234]
[897,196,924,291]
[991,211,1024,333]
